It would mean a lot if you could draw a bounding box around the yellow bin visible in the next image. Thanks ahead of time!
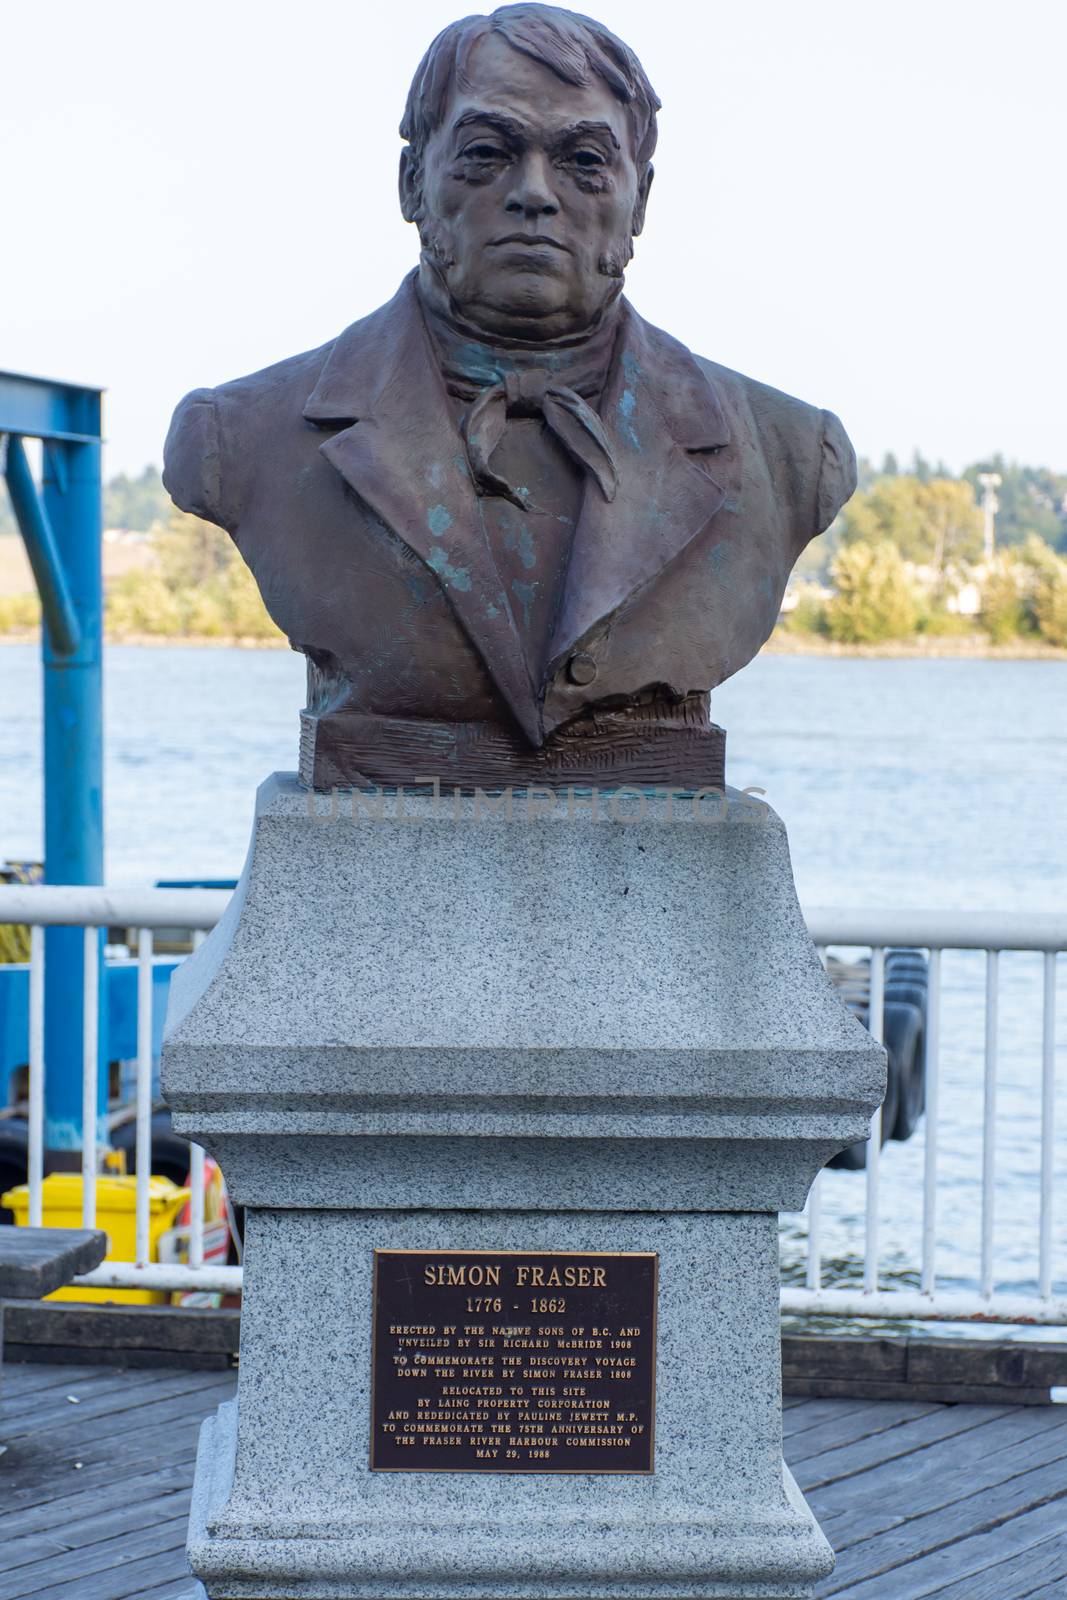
[2,1172,191,1304]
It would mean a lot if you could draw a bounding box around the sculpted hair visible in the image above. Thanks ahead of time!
[400,3,661,175]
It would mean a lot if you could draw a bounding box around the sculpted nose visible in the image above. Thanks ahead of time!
[504,152,560,218]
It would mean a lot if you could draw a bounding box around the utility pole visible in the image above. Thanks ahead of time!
[978,471,1001,563]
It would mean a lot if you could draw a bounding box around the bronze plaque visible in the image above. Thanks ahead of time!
[370,1250,657,1473]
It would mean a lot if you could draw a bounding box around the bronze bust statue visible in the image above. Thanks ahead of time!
[163,3,855,791]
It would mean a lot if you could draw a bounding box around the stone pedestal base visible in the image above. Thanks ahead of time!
[189,1212,832,1599]
[192,1402,828,1599]
[162,776,882,1600]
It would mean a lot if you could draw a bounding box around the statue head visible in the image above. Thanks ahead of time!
[399,4,660,343]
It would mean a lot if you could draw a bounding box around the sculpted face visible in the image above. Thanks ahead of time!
[404,31,650,341]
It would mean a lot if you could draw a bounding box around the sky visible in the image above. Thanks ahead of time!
[2,0,1065,480]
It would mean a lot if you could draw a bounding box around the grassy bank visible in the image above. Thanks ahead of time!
[764,631,1067,660]
[3,623,1065,660]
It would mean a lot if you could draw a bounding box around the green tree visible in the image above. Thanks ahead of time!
[781,583,829,635]
[921,478,984,580]
[840,475,982,579]
[826,540,921,643]
[104,507,283,642]
[963,456,1067,552]
[103,465,171,532]
[106,569,185,636]
[1018,535,1067,646]
[0,593,41,633]
[979,556,1028,644]
[153,510,234,589]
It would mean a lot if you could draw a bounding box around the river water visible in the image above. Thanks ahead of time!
[1,644,1065,1311]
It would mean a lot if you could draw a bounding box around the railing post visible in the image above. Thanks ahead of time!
[864,946,885,1293]
[1040,951,1057,1301]
[40,435,107,1165]
[981,949,1000,1299]
[135,927,154,1265]
[921,948,941,1295]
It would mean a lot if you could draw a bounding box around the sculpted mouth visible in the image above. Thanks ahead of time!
[489,234,570,253]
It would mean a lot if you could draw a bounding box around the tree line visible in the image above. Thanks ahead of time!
[0,468,281,642]
[2,458,1066,648]
[787,452,1067,647]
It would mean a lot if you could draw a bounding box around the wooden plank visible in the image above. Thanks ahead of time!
[19,1545,196,1600]
[1,1359,99,1388]
[0,1230,107,1298]
[906,1339,1067,1392]
[823,1495,1067,1599]
[1,1367,232,1437]
[903,1532,1067,1599]
[134,1585,205,1600]
[815,1407,1067,1549]
[1,1407,216,1505]
[0,1515,190,1600]
[1,1488,192,1576]
[822,1455,1067,1592]
[783,1333,907,1384]
[0,1462,196,1540]
[786,1377,1051,1405]
[1,1362,102,1400]
[0,1415,205,1510]
[782,1397,874,1439]
[0,1530,68,1573]
[786,1400,940,1465]
[1,1366,188,1430]
[1005,1577,1067,1600]
[0,1376,233,1472]
[795,1404,1012,1492]
[2,1341,233,1371]
[783,1333,1067,1402]
[3,1302,240,1355]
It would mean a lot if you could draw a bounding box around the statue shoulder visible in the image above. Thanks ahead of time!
[162,341,333,532]
[693,355,857,536]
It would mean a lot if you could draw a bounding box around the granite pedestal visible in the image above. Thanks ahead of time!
[162,775,883,1599]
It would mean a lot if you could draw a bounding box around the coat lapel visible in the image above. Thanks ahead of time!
[304,280,733,748]
[547,304,732,674]
[303,276,541,747]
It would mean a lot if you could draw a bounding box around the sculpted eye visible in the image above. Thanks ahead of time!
[462,141,509,161]
[571,149,606,169]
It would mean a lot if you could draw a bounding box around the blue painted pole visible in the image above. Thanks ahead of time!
[40,437,107,1157]
[4,436,81,656]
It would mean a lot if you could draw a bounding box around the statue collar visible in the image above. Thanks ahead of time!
[414,266,622,405]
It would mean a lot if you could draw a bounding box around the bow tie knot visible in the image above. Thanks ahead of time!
[502,368,550,417]
[462,372,619,511]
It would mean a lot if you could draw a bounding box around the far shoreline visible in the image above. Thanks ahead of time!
[1,629,1066,661]
[762,634,1067,661]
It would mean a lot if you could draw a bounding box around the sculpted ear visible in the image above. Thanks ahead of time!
[399,148,422,224]
[632,164,654,237]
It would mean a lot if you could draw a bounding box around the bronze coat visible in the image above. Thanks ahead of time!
[163,275,855,786]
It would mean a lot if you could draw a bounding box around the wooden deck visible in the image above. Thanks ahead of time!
[1,1361,1065,1599]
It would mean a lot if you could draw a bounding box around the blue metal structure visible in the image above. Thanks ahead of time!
[1,370,107,1153]
[1,960,177,1098]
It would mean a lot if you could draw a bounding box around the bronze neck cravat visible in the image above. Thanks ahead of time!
[419,284,621,511]
[460,367,618,510]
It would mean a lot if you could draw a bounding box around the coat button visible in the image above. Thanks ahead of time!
[567,651,598,686]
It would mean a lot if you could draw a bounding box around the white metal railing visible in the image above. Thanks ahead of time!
[792,910,1065,1325]
[0,888,1064,1321]
[1,886,235,1294]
